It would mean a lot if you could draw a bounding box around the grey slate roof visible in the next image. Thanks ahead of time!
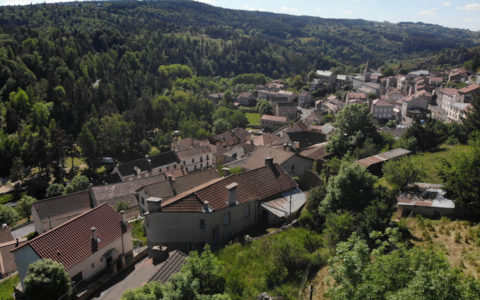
[117,151,180,177]
[149,250,187,283]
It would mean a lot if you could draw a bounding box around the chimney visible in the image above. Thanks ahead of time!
[168,175,177,196]
[120,211,127,233]
[147,197,163,213]
[1,224,6,229]
[265,157,274,166]
[283,143,287,151]
[146,155,152,171]
[294,141,300,150]
[222,167,230,176]
[203,201,210,213]
[226,182,238,206]
[15,238,18,247]
[134,166,141,175]
[91,227,99,252]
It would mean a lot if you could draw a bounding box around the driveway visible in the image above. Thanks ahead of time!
[11,223,34,239]
[91,257,165,300]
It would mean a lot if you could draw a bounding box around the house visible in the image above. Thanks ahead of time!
[0,226,27,277]
[357,148,411,176]
[446,103,472,123]
[436,88,459,109]
[316,70,336,86]
[259,90,296,103]
[253,133,285,147]
[298,90,313,107]
[358,82,381,97]
[236,92,254,106]
[397,183,455,218]
[448,69,468,83]
[145,163,302,250]
[209,128,251,148]
[408,70,429,79]
[304,110,324,125]
[371,99,394,121]
[285,120,310,133]
[137,168,220,214]
[32,190,92,234]
[261,115,288,132]
[346,92,367,104]
[429,76,443,87]
[265,82,285,91]
[171,138,207,152]
[283,131,326,151]
[274,102,297,121]
[208,93,224,105]
[336,74,351,88]
[240,146,314,177]
[458,84,480,103]
[13,204,133,290]
[111,152,180,182]
[176,146,212,172]
[299,142,329,161]
[400,91,430,121]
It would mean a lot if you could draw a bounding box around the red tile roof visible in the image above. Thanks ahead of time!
[459,84,480,94]
[373,99,393,107]
[13,204,128,270]
[253,133,285,146]
[261,115,288,123]
[162,164,297,212]
[438,88,459,97]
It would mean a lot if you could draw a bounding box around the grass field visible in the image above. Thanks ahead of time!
[245,112,261,126]
[396,144,470,184]
[217,227,328,300]
[0,274,18,300]
[402,216,480,279]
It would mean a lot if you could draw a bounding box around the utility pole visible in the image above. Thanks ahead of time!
[310,284,314,300]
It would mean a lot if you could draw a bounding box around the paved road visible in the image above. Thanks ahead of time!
[11,223,34,239]
[91,257,164,300]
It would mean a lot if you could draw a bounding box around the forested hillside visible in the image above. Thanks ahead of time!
[0,0,479,185]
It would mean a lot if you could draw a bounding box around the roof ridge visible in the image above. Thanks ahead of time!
[33,189,89,206]
[13,203,110,252]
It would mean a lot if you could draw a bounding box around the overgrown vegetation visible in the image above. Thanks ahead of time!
[0,274,18,300]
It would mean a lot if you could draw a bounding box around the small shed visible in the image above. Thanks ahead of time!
[261,189,306,225]
[397,183,454,218]
[357,148,411,176]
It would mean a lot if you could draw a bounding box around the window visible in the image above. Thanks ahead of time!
[206,155,210,161]
[243,204,250,218]
[167,166,169,170]
[224,212,231,225]
[200,156,203,162]
[200,219,205,230]
[192,158,195,163]
[183,161,186,165]
[174,164,176,169]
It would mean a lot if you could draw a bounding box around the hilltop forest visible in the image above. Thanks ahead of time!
[1,0,480,187]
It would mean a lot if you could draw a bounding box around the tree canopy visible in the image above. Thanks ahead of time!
[23,258,73,300]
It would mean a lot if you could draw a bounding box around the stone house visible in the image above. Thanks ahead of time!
[261,115,288,132]
[371,99,394,121]
[111,152,180,182]
[298,90,313,107]
[274,102,297,121]
[176,146,212,172]
[144,163,302,250]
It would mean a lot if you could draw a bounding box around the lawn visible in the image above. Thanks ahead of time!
[131,219,147,247]
[401,144,470,184]
[245,113,261,126]
[216,227,329,300]
[0,274,18,300]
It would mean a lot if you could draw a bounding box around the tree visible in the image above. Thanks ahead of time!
[324,211,356,251]
[45,183,64,198]
[212,119,231,135]
[439,137,480,219]
[328,230,480,300]
[255,99,273,115]
[319,161,377,216]
[115,201,129,212]
[24,258,73,300]
[63,175,89,195]
[16,195,37,222]
[400,120,447,152]
[122,282,163,300]
[382,157,423,192]
[463,94,480,134]
[327,104,381,157]
[0,204,19,225]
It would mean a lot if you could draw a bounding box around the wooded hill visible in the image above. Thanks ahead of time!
[0,0,479,183]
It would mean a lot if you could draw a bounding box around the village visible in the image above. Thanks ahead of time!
[0,61,478,299]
